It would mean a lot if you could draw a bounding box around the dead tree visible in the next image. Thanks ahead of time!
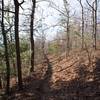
[1,0,10,94]
[30,0,36,72]
[13,0,24,90]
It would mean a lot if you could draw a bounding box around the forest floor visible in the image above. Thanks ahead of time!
[1,49,100,100]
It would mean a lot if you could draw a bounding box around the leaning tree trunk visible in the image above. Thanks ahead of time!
[30,0,36,72]
[1,0,10,94]
[14,0,23,90]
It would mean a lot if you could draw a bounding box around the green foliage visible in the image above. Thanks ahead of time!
[21,50,30,60]
[0,64,6,73]
[0,48,4,59]
[8,42,16,58]
[48,42,59,55]
[75,31,81,37]
[20,40,29,53]
[10,67,16,76]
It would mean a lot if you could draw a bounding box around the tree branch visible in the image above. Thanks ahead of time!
[5,25,13,34]
[0,8,15,13]
[86,0,95,11]
[19,0,25,10]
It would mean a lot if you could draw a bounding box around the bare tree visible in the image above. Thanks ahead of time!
[86,0,98,50]
[1,0,10,94]
[66,3,70,57]
[92,2,95,44]
[48,0,72,57]
[94,0,97,49]
[62,0,70,57]
[13,0,24,90]
[30,0,36,72]
[77,0,84,49]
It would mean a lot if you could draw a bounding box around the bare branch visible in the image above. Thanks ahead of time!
[19,0,25,10]
[5,25,13,34]
[0,8,15,13]
[19,0,24,5]
[86,0,95,11]
[0,8,30,16]
[51,5,68,17]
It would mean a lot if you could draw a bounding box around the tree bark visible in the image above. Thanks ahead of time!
[30,0,36,72]
[63,0,70,57]
[94,0,97,50]
[77,0,84,49]
[66,11,70,57]
[81,4,84,49]
[0,76,2,89]
[86,0,97,50]
[1,0,10,94]
[13,0,23,90]
[92,2,95,45]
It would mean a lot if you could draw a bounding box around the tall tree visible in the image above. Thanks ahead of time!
[13,0,24,90]
[92,2,95,45]
[0,76,2,89]
[77,0,84,49]
[63,0,70,57]
[86,0,98,49]
[94,0,97,49]
[30,0,36,72]
[1,0,10,94]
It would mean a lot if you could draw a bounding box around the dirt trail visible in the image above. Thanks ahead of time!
[3,50,100,100]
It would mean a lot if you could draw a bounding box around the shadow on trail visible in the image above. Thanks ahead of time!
[3,56,100,100]
[42,58,100,100]
[94,57,100,83]
[5,53,53,100]
[36,53,53,100]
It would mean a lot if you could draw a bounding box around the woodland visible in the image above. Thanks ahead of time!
[0,0,100,100]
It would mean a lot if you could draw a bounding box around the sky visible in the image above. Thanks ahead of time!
[4,0,100,40]
[34,0,82,40]
[33,0,79,40]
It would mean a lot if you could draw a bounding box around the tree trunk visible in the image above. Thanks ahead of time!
[77,0,84,49]
[1,0,10,94]
[30,0,36,72]
[94,0,97,50]
[86,0,97,49]
[63,0,70,57]
[0,76,2,89]
[81,5,84,49]
[92,2,95,47]
[14,0,23,90]
[66,11,70,57]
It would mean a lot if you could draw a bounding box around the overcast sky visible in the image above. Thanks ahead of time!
[34,0,83,40]
[4,0,100,40]
[4,0,84,40]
